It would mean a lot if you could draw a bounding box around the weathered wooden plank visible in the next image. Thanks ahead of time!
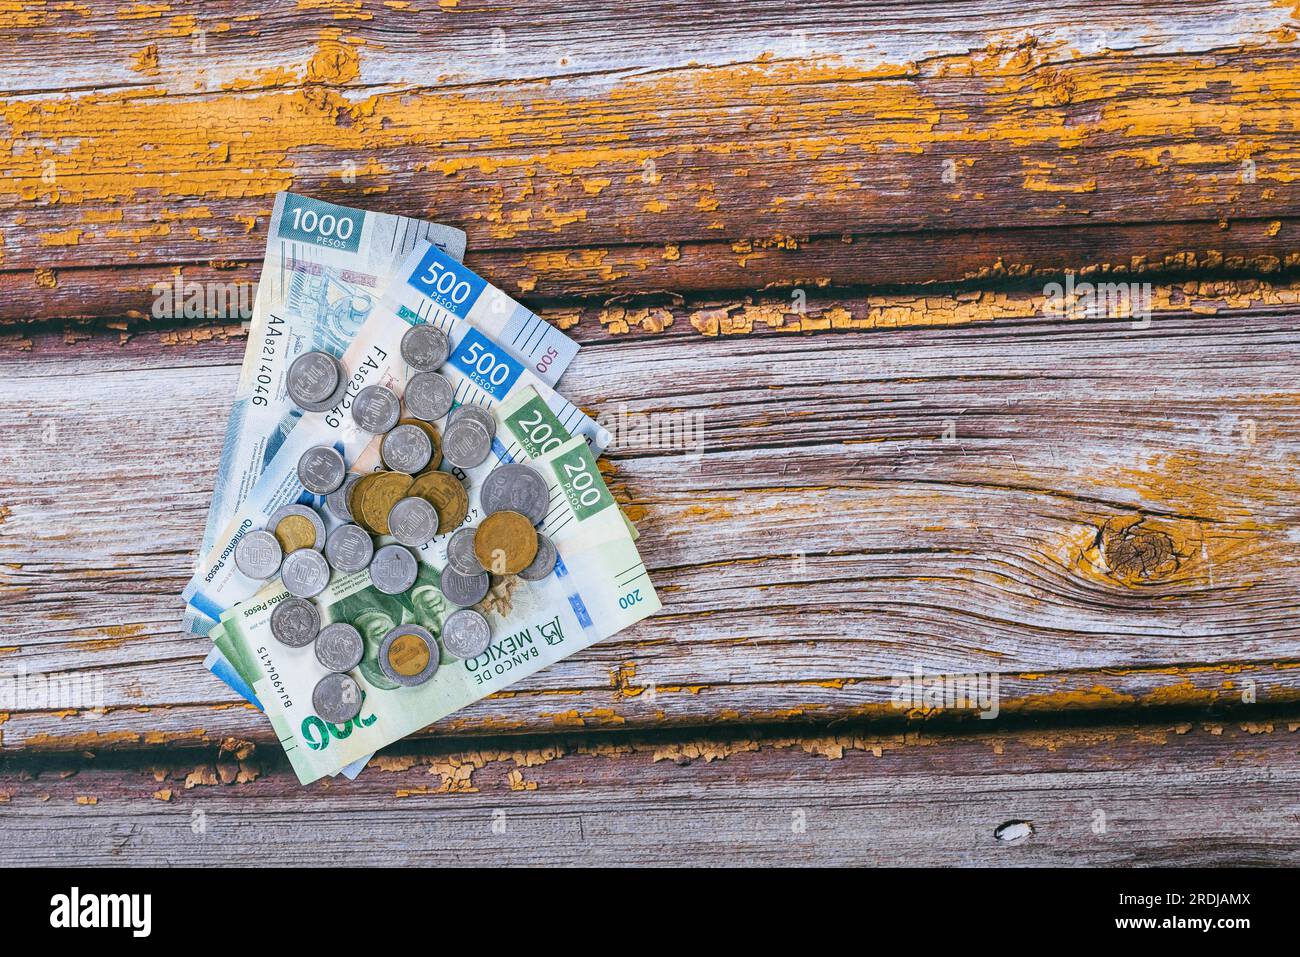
[4,289,1299,750]
[1,719,1295,865]
[3,0,1298,318]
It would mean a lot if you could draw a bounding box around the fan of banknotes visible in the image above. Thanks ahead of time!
[183,193,660,784]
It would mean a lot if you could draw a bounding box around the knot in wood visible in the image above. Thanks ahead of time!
[1102,522,1179,583]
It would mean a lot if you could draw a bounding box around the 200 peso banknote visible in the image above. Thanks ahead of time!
[183,242,609,630]
[215,432,659,783]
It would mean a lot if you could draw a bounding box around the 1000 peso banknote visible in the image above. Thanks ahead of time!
[183,242,609,630]
[215,433,659,783]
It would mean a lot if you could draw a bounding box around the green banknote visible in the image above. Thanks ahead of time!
[218,434,659,783]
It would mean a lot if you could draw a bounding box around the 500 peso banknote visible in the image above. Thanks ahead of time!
[216,433,659,783]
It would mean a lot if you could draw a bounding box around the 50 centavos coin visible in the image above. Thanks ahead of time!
[381,423,433,473]
[325,473,362,523]
[288,351,342,407]
[378,625,439,686]
[388,496,439,547]
[440,608,491,659]
[474,510,538,575]
[234,530,283,580]
[517,531,558,581]
[297,445,347,494]
[440,566,489,607]
[370,543,418,595]
[269,596,320,647]
[324,523,375,574]
[400,324,450,372]
[404,371,455,422]
[445,526,483,575]
[449,403,496,436]
[281,548,332,599]
[481,462,550,524]
[312,672,363,724]
[268,504,327,552]
[314,622,365,673]
[352,384,401,433]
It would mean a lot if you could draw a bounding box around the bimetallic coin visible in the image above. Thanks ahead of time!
[297,445,347,494]
[441,608,491,659]
[370,544,418,595]
[445,526,484,575]
[408,471,469,534]
[268,504,326,552]
[388,496,439,548]
[378,625,439,687]
[474,510,538,575]
[400,324,450,373]
[381,423,433,473]
[287,351,341,406]
[281,548,332,599]
[234,530,282,580]
[404,372,455,422]
[325,473,362,523]
[517,532,558,582]
[481,462,551,525]
[314,622,365,673]
[442,419,492,469]
[312,672,363,724]
[440,566,489,607]
[269,596,320,647]
[352,384,401,434]
[324,523,375,574]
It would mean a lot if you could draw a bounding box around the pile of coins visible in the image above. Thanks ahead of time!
[230,324,559,726]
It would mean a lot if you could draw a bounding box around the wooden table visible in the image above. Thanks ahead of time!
[2,0,1298,865]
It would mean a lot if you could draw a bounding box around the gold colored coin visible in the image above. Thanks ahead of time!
[408,470,468,534]
[274,514,316,553]
[474,510,538,575]
[361,471,414,536]
[386,632,430,677]
[398,417,442,474]
[348,473,385,533]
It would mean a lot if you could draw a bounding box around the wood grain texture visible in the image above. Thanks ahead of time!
[1,718,1296,865]
[2,0,1299,320]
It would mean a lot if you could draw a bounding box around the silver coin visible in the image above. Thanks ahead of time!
[381,423,433,473]
[440,566,489,606]
[481,462,550,524]
[404,371,455,421]
[440,608,491,659]
[369,544,418,595]
[287,351,341,406]
[449,403,496,437]
[314,622,365,672]
[269,596,320,647]
[445,526,483,575]
[442,419,492,468]
[234,530,282,580]
[268,503,327,551]
[295,370,351,414]
[352,384,401,433]
[387,496,439,548]
[517,532,558,581]
[400,324,450,372]
[378,625,439,687]
[281,548,332,598]
[325,473,362,523]
[312,672,363,724]
[297,445,347,494]
[324,523,375,574]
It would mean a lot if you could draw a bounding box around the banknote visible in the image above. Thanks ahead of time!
[183,246,609,630]
[219,434,659,783]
